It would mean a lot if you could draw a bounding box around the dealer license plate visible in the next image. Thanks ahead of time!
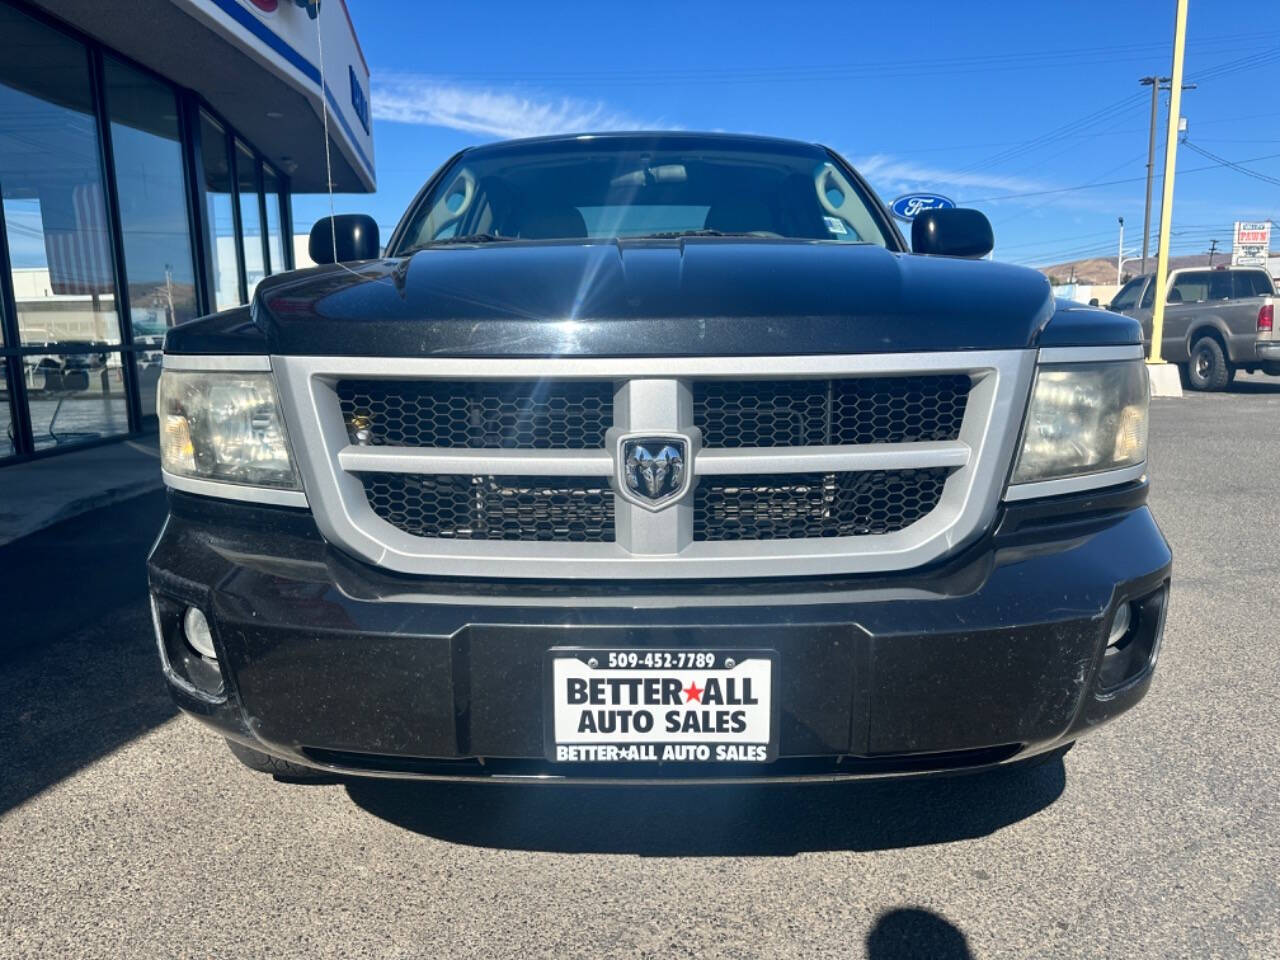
[545,648,778,764]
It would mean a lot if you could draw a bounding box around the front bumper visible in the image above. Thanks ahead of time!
[148,484,1171,783]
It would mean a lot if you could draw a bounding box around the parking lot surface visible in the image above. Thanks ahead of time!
[2,375,1278,960]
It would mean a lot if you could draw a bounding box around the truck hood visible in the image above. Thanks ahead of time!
[194,239,1081,357]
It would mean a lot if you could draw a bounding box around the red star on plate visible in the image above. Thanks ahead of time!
[683,680,704,703]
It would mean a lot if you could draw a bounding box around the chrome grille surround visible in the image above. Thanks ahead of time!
[272,351,1036,580]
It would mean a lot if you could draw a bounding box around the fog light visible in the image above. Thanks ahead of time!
[1097,587,1167,694]
[1107,602,1132,647]
[183,606,217,660]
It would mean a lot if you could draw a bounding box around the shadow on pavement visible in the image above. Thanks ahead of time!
[1225,377,1280,395]
[0,491,175,816]
[866,907,974,959]
[345,756,1065,856]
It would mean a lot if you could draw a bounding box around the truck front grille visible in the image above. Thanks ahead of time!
[694,375,970,448]
[273,351,1033,579]
[694,468,953,542]
[361,473,615,542]
[336,379,612,449]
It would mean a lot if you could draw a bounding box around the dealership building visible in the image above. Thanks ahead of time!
[0,0,374,463]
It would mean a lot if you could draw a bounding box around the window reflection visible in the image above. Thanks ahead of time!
[23,351,129,449]
[200,112,239,311]
[237,141,264,297]
[0,5,121,348]
[104,57,198,346]
[1,365,14,457]
[263,165,286,275]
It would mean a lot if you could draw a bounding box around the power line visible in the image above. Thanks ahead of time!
[951,93,1146,176]
[1175,111,1280,131]
[996,228,1121,251]
[425,31,1280,87]
[1002,222,1247,263]
[1193,138,1280,145]
[1011,231,1261,269]
[1187,45,1280,84]
[1181,141,1280,187]
[993,152,1148,229]
[959,151,1280,203]
[958,48,1277,183]
[923,44,1279,209]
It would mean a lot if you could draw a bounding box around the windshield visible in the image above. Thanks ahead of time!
[1109,275,1148,311]
[394,139,893,253]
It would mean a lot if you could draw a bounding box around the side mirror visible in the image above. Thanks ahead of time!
[1089,298,1100,307]
[911,208,994,259]
[309,214,380,264]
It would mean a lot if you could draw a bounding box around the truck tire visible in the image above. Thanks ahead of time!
[225,739,331,781]
[1186,336,1233,391]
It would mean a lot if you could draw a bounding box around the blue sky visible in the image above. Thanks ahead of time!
[295,0,1280,270]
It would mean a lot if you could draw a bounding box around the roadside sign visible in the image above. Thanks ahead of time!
[1232,220,1271,267]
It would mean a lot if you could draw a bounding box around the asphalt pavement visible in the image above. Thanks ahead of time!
[2,374,1278,959]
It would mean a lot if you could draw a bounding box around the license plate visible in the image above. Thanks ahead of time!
[545,648,778,764]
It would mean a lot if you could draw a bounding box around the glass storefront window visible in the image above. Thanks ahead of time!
[263,165,286,275]
[103,57,199,346]
[236,141,265,297]
[23,350,129,449]
[1,365,15,457]
[0,5,121,349]
[0,4,299,461]
[199,111,239,311]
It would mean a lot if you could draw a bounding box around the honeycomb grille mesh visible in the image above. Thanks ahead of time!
[693,469,952,541]
[694,375,971,448]
[339,375,969,546]
[337,380,613,449]
[361,474,615,542]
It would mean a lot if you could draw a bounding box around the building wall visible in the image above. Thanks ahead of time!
[1051,283,1121,307]
[172,0,374,191]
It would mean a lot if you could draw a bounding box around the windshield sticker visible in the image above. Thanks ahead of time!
[824,216,848,235]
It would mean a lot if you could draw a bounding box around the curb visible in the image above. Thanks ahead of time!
[0,477,165,548]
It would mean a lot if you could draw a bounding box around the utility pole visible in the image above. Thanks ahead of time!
[1149,0,1189,386]
[1208,238,1218,266]
[1140,75,1197,275]
[1140,76,1166,276]
[1117,217,1125,285]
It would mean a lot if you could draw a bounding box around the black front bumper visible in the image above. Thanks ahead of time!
[148,485,1170,782]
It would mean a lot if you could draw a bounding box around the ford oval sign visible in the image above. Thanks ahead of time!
[890,193,956,223]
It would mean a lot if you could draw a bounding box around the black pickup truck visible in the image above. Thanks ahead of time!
[149,133,1170,784]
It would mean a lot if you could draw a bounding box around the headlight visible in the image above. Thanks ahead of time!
[1011,360,1148,486]
[158,370,300,489]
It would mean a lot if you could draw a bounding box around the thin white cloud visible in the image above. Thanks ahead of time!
[372,74,658,139]
[853,154,1047,198]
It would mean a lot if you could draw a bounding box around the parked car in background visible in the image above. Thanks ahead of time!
[1257,299,1277,367]
[1109,266,1277,390]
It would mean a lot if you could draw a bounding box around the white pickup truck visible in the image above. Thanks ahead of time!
[1109,266,1277,390]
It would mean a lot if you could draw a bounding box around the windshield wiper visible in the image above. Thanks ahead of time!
[631,229,759,240]
[423,233,518,247]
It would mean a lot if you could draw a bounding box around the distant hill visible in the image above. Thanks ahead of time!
[1037,254,1213,285]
